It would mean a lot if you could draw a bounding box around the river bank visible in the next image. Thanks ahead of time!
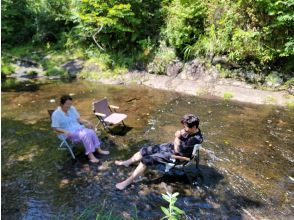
[84,70,293,107]
[3,54,294,107]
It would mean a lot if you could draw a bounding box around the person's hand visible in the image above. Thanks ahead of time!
[65,131,71,137]
[179,129,189,139]
[175,130,181,138]
[85,121,94,129]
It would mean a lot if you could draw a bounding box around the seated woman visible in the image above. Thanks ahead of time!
[115,114,203,190]
[51,94,109,163]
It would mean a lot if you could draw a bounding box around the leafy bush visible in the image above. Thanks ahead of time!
[162,0,206,57]
[1,59,15,75]
[46,67,66,76]
[147,42,176,74]
[2,0,72,46]
[189,0,294,64]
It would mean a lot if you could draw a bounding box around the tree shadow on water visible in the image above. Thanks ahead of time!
[1,78,46,92]
[138,163,264,219]
[144,164,224,190]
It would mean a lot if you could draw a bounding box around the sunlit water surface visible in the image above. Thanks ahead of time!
[2,79,293,219]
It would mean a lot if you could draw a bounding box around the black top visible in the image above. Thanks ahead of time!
[178,129,203,157]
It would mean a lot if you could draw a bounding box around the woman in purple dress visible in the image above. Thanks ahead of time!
[51,95,109,163]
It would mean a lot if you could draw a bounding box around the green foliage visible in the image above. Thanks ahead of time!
[46,67,66,77]
[2,0,293,77]
[286,100,294,109]
[1,59,15,75]
[160,192,185,220]
[1,0,35,45]
[76,201,138,220]
[162,0,206,56]
[76,203,121,220]
[2,0,72,46]
[189,0,294,64]
[147,42,176,74]
[72,0,139,51]
[223,92,234,100]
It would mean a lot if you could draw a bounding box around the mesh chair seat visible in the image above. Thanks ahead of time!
[104,113,127,124]
[93,97,127,131]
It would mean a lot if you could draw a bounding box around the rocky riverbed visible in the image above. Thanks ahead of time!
[5,57,294,107]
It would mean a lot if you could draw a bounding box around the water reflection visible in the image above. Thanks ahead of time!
[2,79,294,219]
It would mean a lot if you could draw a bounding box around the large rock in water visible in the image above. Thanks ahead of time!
[61,59,84,78]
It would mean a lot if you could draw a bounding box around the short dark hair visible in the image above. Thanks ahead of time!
[60,95,72,105]
[181,114,200,128]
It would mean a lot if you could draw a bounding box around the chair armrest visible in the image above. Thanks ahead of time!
[95,112,106,117]
[171,155,191,161]
[53,129,66,136]
[109,105,119,109]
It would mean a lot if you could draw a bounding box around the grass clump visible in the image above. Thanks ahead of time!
[223,92,234,100]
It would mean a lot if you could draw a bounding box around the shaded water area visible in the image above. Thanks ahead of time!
[2,79,294,219]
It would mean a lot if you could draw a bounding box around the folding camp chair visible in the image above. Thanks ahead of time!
[163,144,201,173]
[92,98,127,131]
[48,109,76,159]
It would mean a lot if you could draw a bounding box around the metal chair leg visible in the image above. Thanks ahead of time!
[195,150,200,169]
[60,139,76,159]
[63,141,76,159]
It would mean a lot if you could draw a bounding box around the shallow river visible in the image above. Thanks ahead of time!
[2,79,293,219]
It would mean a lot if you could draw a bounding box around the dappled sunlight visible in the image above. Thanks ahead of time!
[5,145,44,168]
[2,80,293,219]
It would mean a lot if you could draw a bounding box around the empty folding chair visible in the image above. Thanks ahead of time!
[92,98,127,131]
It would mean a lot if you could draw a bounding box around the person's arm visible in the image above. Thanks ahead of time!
[171,154,190,161]
[54,127,71,135]
[78,118,94,129]
[173,130,182,153]
[173,129,187,154]
[71,106,94,129]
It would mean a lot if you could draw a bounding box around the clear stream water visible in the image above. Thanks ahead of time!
[2,79,294,219]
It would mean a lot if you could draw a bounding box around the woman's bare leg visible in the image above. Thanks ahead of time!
[88,153,99,163]
[115,162,146,190]
[115,151,142,167]
[96,147,109,155]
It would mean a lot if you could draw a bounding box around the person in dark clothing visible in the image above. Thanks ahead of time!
[115,114,203,190]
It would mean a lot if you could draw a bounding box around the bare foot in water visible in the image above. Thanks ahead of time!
[115,160,129,167]
[89,158,100,163]
[89,153,100,163]
[115,180,130,190]
[97,148,110,155]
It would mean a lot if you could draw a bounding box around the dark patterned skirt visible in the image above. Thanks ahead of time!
[140,143,174,166]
